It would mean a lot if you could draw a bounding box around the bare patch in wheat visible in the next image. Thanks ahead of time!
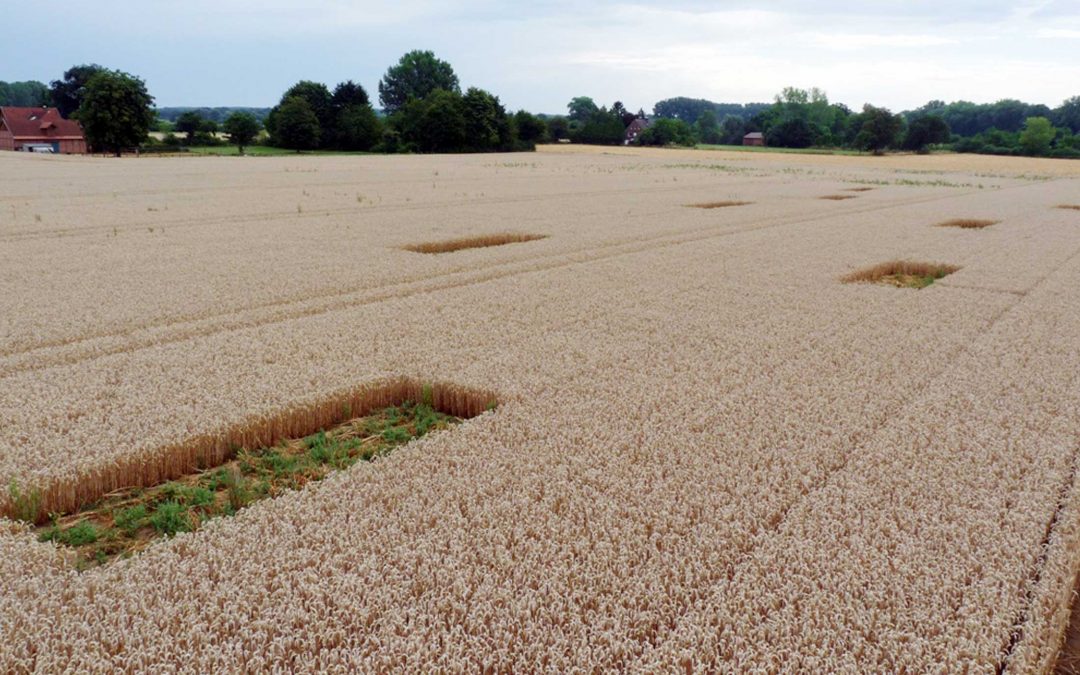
[402,233,547,254]
[685,201,753,209]
[841,260,960,289]
[936,218,999,229]
[2,378,498,523]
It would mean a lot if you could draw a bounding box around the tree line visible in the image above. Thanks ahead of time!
[5,66,1079,159]
[554,88,1080,158]
[260,50,546,153]
[9,52,550,156]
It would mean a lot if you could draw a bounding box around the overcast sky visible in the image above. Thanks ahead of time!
[3,1,1078,113]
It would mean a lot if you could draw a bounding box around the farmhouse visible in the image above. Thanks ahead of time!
[743,131,765,147]
[0,107,87,154]
[624,117,651,145]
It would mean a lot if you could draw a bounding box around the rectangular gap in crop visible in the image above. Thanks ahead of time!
[685,200,752,209]
[402,233,547,254]
[841,260,960,289]
[936,218,999,229]
[9,379,498,569]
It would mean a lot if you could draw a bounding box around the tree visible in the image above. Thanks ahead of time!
[767,118,815,148]
[694,110,722,145]
[1019,116,1055,155]
[611,101,636,127]
[332,80,370,108]
[567,96,599,123]
[327,81,380,150]
[573,107,625,145]
[378,50,459,114]
[1054,96,1080,134]
[0,81,50,107]
[336,104,381,151]
[273,96,320,151]
[513,111,547,143]
[653,97,771,123]
[50,64,106,118]
[637,119,695,146]
[546,116,570,141]
[462,87,509,151]
[393,89,467,152]
[265,81,333,149]
[719,115,747,145]
[902,115,951,152]
[853,104,903,154]
[223,112,261,154]
[280,81,332,132]
[174,111,205,143]
[77,70,155,156]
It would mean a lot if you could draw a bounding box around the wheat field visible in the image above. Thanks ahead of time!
[2,145,1080,671]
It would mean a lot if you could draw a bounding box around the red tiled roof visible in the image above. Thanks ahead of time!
[0,107,84,139]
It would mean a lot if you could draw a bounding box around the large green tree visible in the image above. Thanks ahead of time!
[694,110,722,144]
[223,112,261,154]
[637,119,695,146]
[77,70,155,156]
[378,50,459,114]
[462,87,510,151]
[50,64,106,118]
[573,107,625,145]
[567,96,599,123]
[332,80,370,108]
[1054,96,1080,134]
[336,104,381,151]
[267,81,333,142]
[332,81,381,151]
[174,111,205,144]
[1019,116,1055,155]
[902,115,951,152]
[546,116,570,141]
[513,111,547,143]
[273,96,321,151]
[767,117,815,148]
[394,89,467,152]
[719,115,748,145]
[853,104,903,154]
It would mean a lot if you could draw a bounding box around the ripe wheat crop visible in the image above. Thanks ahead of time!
[2,147,1080,672]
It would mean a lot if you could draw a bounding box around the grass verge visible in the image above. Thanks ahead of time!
[185,146,376,157]
[694,144,865,156]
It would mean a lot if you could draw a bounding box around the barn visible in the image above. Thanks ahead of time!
[742,131,765,147]
[0,107,87,154]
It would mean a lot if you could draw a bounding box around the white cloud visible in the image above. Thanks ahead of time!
[807,33,959,50]
[1037,28,1080,38]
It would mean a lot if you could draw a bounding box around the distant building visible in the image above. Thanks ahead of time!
[624,117,651,145]
[0,107,88,154]
[742,132,765,147]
